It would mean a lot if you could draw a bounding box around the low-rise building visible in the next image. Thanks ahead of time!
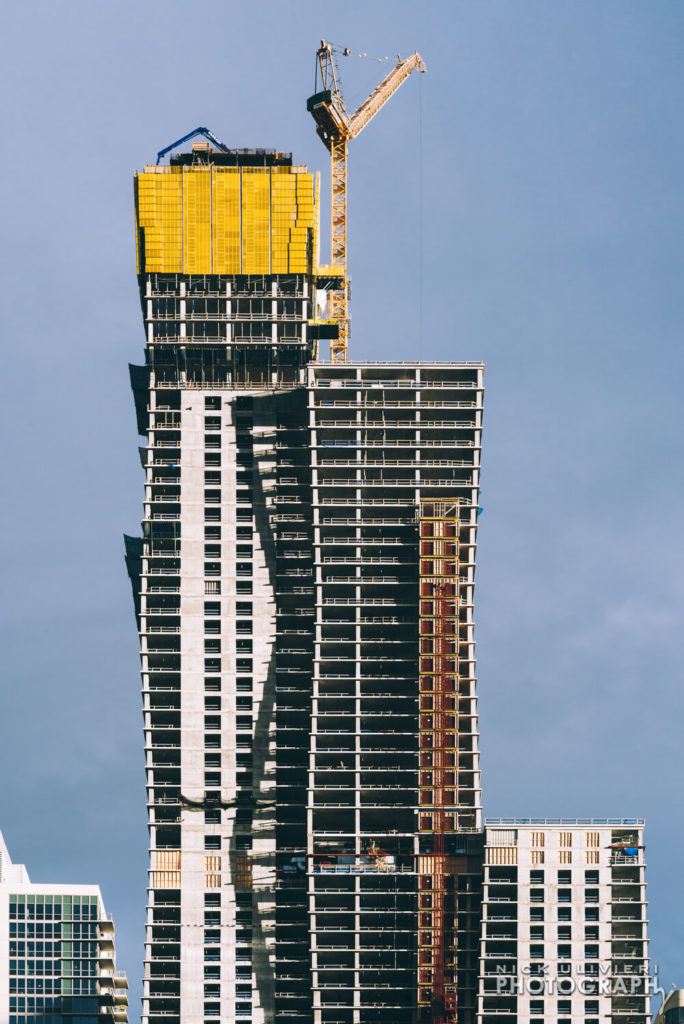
[0,831,128,1024]
[478,819,649,1024]
[655,989,684,1024]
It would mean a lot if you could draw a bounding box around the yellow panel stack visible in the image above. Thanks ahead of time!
[135,164,319,275]
[135,167,183,273]
[292,169,314,273]
[241,168,271,274]
[183,167,211,274]
[212,169,241,272]
[271,167,297,275]
[311,171,321,272]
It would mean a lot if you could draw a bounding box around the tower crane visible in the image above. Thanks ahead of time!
[307,41,427,363]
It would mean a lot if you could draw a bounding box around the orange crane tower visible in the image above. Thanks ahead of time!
[307,41,426,362]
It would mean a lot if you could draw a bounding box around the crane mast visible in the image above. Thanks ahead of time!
[307,41,426,362]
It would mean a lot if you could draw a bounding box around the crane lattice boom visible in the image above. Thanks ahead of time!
[307,41,426,362]
[349,53,427,138]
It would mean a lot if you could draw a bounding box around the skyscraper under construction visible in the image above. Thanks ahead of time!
[125,60,651,1024]
[126,138,485,1024]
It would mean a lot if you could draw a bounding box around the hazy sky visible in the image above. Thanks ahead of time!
[1,0,682,1011]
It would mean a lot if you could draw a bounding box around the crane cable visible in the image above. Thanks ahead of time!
[328,41,395,64]
[324,44,398,115]
[355,51,395,64]
[418,73,424,356]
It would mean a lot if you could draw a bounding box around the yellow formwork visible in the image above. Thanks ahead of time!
[241,168,270,274]
[135,164,319,275]
[213,170,240,271]
[183,167,211,274]
[136,169,183,273]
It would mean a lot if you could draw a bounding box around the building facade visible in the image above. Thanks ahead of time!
[126,140,651,1024]
[126,147,321,1024]
[478,820,650,1024]
[303,362,484,1024]
[0,832,128,1024]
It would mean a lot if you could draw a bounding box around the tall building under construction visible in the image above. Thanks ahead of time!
[125,95,651,1024]
[126,141,484,1024]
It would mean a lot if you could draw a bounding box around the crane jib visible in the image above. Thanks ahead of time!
[307,44,426,364]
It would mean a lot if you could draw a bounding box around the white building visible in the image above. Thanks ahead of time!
[0,831,128,1024]
[478,819,650,1024]
[655,989,684,1024]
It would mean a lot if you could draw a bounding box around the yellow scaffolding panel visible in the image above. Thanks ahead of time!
[183,167,211,274]
[135,164,319,276]
[212,169,241,273]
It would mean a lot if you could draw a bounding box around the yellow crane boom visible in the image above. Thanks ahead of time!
[307,41,427,362]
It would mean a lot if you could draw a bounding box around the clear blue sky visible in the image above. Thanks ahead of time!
[1,0,682,1012]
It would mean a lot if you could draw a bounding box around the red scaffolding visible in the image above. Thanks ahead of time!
[417,500,460,1023]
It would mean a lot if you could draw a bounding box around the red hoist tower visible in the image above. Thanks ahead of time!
[418,501,462,1024]
[307,41,426,362]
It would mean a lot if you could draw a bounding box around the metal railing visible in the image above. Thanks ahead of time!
[486,817,645,826]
